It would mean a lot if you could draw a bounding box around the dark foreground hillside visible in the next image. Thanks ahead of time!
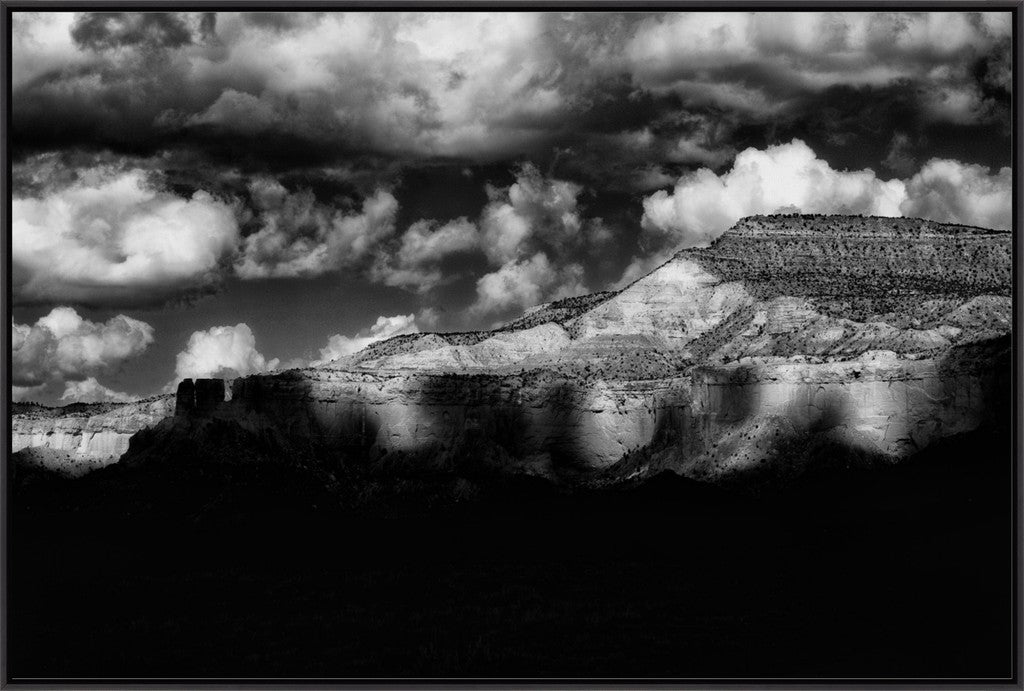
[7,424,1015,682]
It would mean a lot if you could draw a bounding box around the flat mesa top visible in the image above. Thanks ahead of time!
[722,214,1011,238]
[678,215,1011,316]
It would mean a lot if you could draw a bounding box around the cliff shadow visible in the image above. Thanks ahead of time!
[408,372,533,477]
[125,373,384,476]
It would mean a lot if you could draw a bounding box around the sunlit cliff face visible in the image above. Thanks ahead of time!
[14,215,1010,483]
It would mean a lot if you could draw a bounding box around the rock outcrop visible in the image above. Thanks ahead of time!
[118,214,1011,486]
[11,395,176,476]
[19,215,1010,485]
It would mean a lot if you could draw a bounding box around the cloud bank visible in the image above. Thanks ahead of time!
[370,218,479,292]
[639,139,1012,252]
[901,158,1012,232]
[12,306,154,389]
[234,179,400,279]
[12,11,1009,173]
[13,164,238,306]
[469,164,602,316]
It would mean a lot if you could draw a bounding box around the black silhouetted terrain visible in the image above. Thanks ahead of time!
[8,415,1013,680]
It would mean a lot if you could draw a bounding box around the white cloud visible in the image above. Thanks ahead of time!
[627,139,1012,286]
[370,217,479,292]
[313,314,419,365]
[60,377,135,404]
[181,12,574,160]
[640,139,907,248]
[13,165,239,306]
[480,163,585,265]
[12,12,92,88]
[471,253,585,317]
[234,185,399,279]
[901,159,1011,231]
[468,164,601,317]
[12,307,154,387]
[172,323,280,382]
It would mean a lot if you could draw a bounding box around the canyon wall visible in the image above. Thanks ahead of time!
[170,339,1002,483]
[11,396,176,476]
[16,215,1012,484]
[178,215,1008,483]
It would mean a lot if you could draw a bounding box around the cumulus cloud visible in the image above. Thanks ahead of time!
[233,180,399,279]
[471,253,585,317]
[13,162,239,306]
[172,323,280,382]
[60,377,135,404]
[631,138,1012,281]
[12,306,154,387]
[370,217,479,292]
[640,139,907,248]
[313,314,419,365]
[480,163,586,264]
[901,159,1011,230]
[468,164,603,316]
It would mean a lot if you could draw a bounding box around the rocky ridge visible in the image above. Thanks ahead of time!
[13,215,1013,484]
[11,395,175,476]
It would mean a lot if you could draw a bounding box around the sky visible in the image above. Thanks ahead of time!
[9,10,1014,405]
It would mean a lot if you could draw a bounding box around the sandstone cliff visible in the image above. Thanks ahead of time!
[11,395,176,476]
[114,214,1010,486]
[15,215,1010,484]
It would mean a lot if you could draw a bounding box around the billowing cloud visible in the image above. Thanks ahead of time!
[632,139,1013,284]
[640,139,907,248]
[471,253,585,317]
[233,178,399,279]
[13,162,239,306]
[10,10,1012,239]
[12,306,154,387]
[172,323,279,381]
[70,12,215,52]
[60,377,135,404]
[626,12,1011,121]
[370,217,479,292]
[468,164,603,316]
[13,12,592,163]
[313,314,419,365]
[12,13,92,89]
[480,163,586,264]
[901,159,1011,231]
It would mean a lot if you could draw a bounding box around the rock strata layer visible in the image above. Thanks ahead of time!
[11,396,175,476]
[15,215,1012,484]
[124,215,1011,484]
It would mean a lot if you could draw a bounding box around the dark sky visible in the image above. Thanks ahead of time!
[10,10,1013,404]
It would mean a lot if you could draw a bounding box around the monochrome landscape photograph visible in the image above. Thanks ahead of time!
[5,8,1019,684]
